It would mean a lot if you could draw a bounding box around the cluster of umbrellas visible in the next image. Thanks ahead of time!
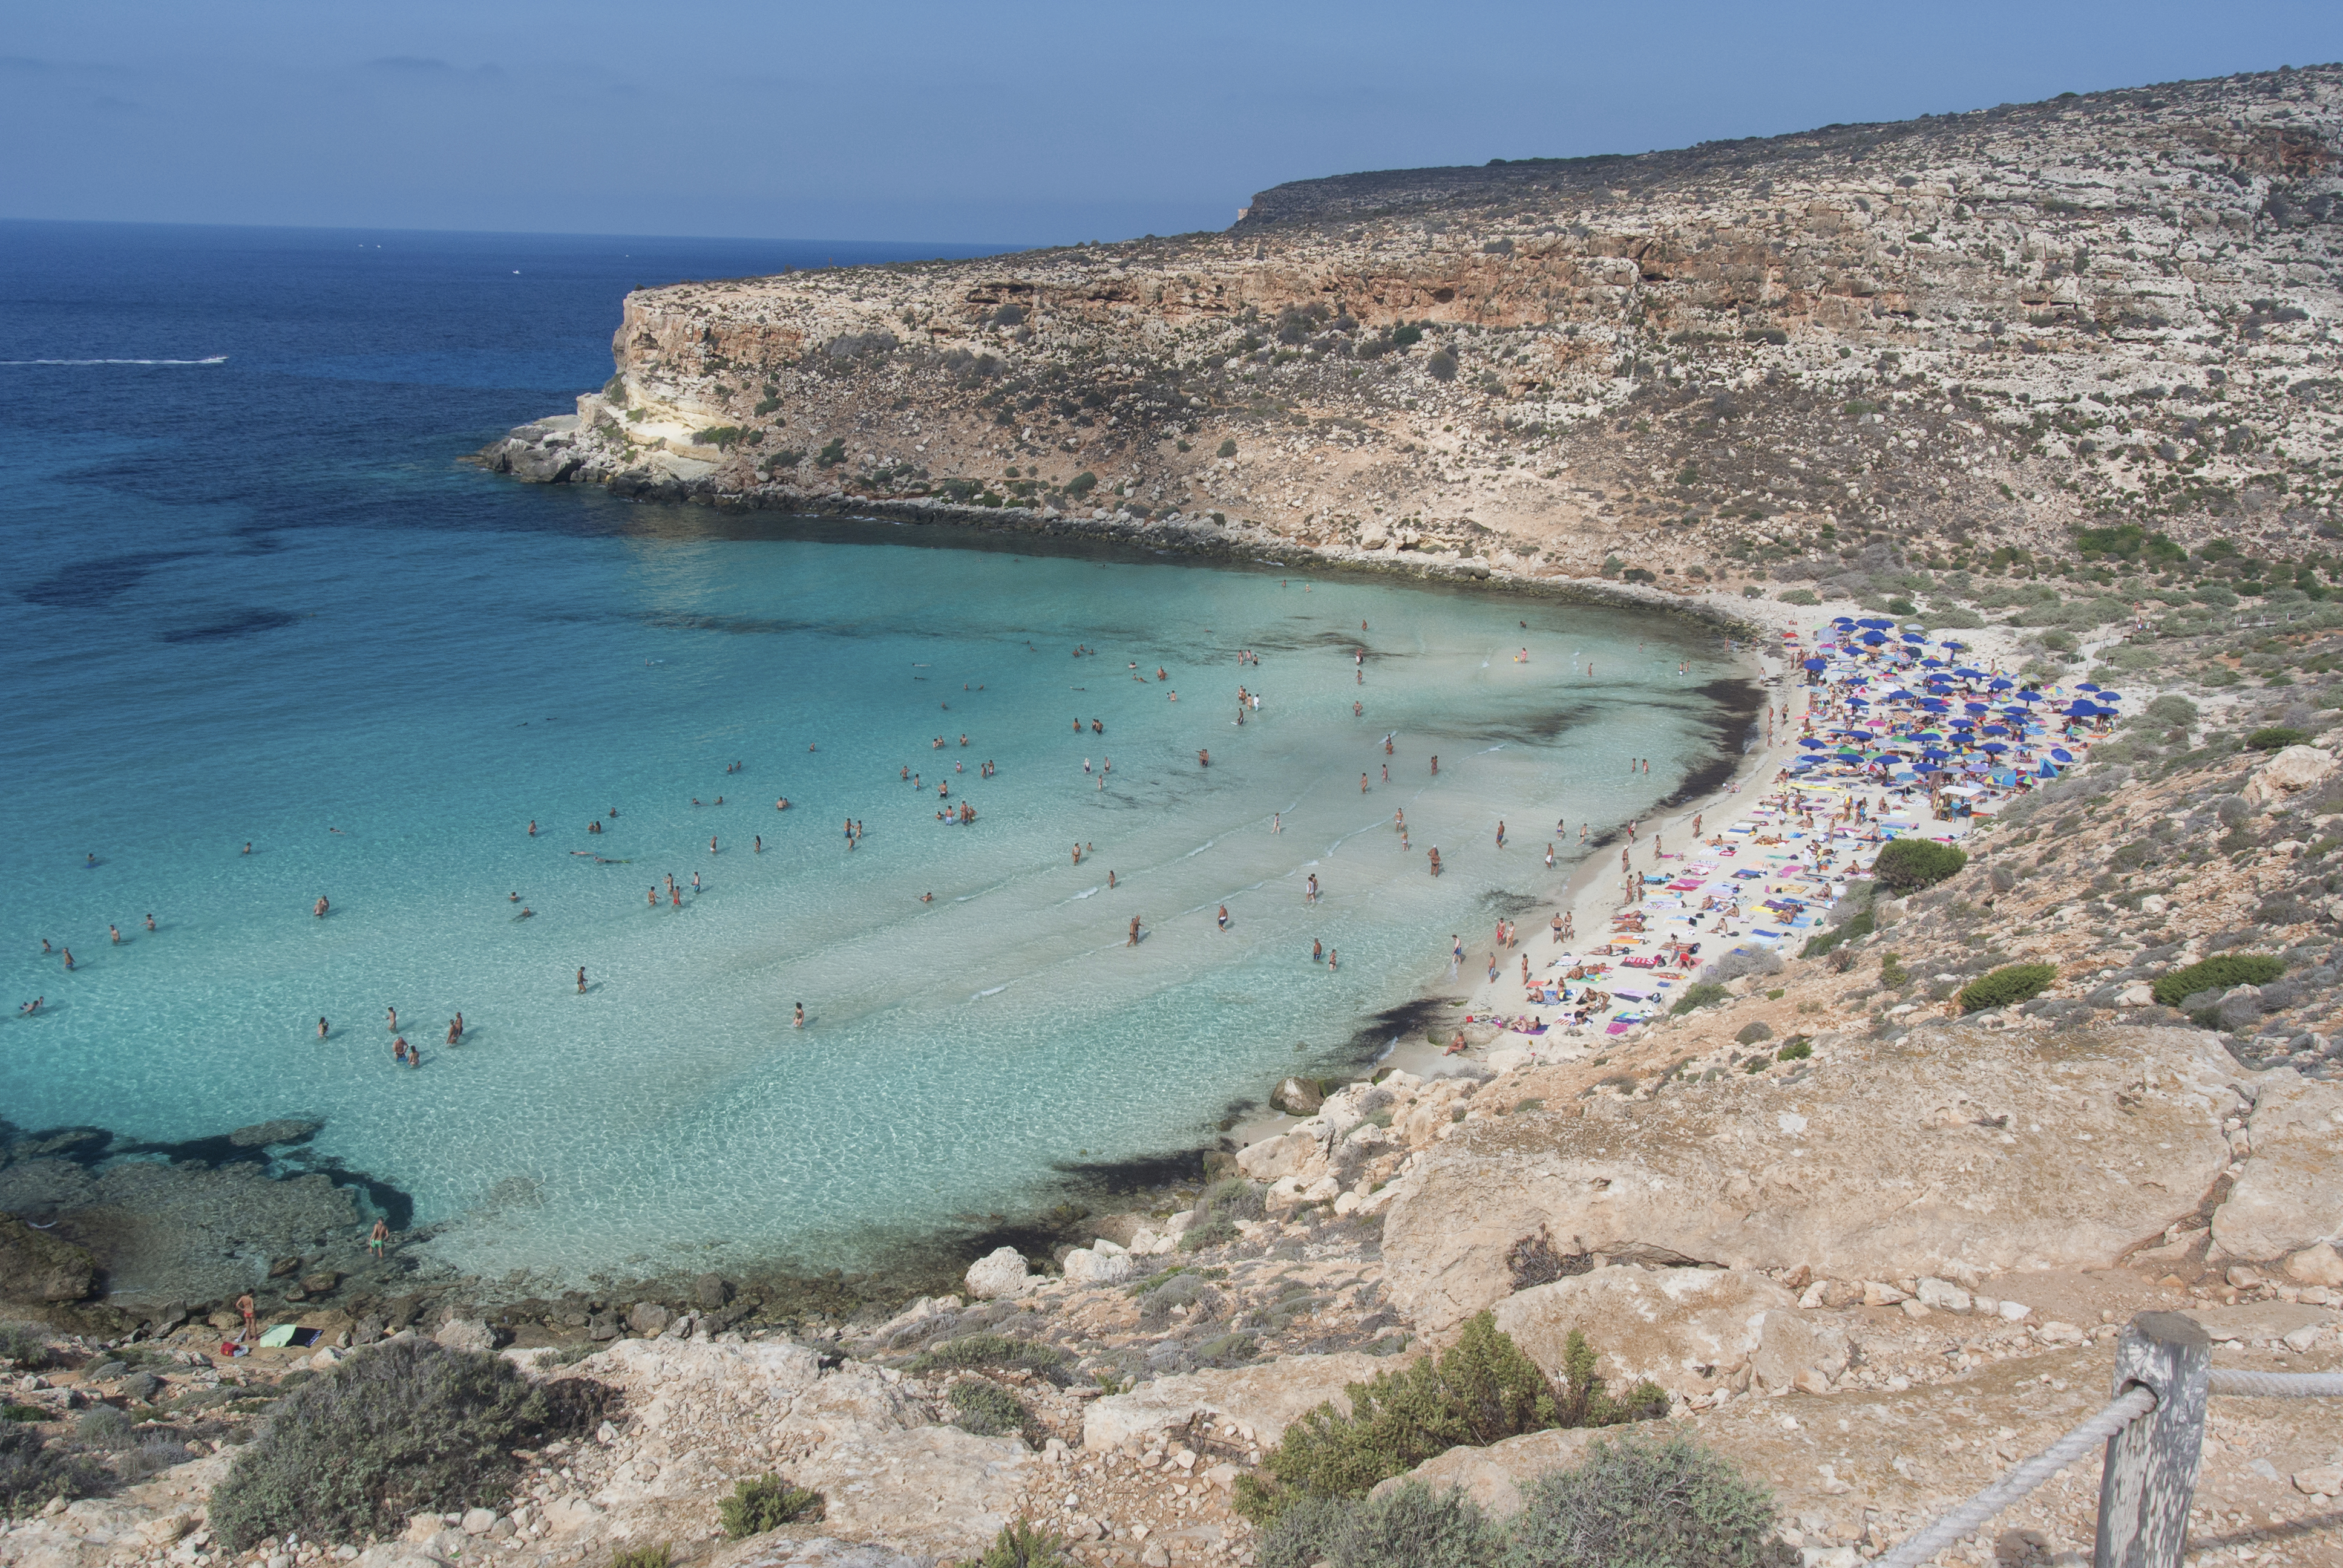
[1787,617,2122,785]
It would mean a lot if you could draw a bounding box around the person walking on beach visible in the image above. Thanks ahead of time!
[369,1219,388,1258]
[1449,936,1461,978]
[1545,842,1555,869]
[1361,773,1369,794]
[576,966,587,994]
[1495,820,1506,849]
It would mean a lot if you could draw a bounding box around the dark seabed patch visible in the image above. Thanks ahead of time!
[21,551,200,609]
[159,608,301,642]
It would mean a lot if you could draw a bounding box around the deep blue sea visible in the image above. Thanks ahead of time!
[0,221,1742,1290]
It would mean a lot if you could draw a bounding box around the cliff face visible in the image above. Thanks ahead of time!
[485,65,2343,587]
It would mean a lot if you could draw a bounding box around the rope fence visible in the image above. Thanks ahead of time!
[1875,1312,2342,1567]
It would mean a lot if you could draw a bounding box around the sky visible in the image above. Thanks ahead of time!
[5,1,2341,247]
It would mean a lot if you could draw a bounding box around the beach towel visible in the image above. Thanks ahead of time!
[257,1322,300,1348]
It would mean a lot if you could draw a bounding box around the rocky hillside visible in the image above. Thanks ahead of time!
[486,64,2343,593]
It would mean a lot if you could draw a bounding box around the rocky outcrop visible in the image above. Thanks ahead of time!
[1381,1024,2240,1335]
[487,67,2343,590]
[0,1214,96,1302]
[2211,1070,2343,1261]
[1082,1351,1404,1452]
[1490,1266,1795,1397]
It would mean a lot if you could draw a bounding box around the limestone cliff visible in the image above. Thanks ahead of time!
[485,65,2343,588]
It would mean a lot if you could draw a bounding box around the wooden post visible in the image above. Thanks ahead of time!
[2094,1311,2210,1568]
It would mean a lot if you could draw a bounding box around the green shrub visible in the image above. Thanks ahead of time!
[1066,472,1098,498]
[2151,953,2285,1007]
[1733,1021,1772,1045]
[0,1325,48,1370]
[813,438,847,468]
[610,1547,670,1568]
[2145,694,2200,727]
[1957,963,2059,1014]
[1776,589,1819,606]
[1668,982,1728,1016]
[0,1425,110,1517]
[1239,1316,1657,1524]
[753,395,782,417]
[1775,1039,1812,1063]
[1886,598,1917,616]
[1,1406,44,1423]
[1879,951,1909,988]
[1426,350,1458,382]
[2247,726,2310,750]
[903,1335,1066,1378]
[719,1474,823,1537]
[977,1519,1072,1568]
[947,1381,1032,1442]
[73,1406,133,1449]
[1280,1481,1503,1568]
[1509,1432,1794,1567]
[1181,1217,1240,1252]
[1870,838,1967,893]
[695,425,746,451]
[207,1338,553,1550]
[1800,910,1872,958]
[1216,439,1238,458]
[1198,1177,1267,1223]
[1742,586,1764,599]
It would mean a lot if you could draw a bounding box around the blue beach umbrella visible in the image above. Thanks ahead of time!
[2050,748,2074,763]
[1943,641,1968,652]
[1804,658,1827,671]
[2066,701,2100,718]
[1984,724,2010,737]
[1988,678,2014,691]
[1798,736,1825,748]
[1981,742,2008,755]
[1964,701,1990,713]
[2018,690,2042,704]
[2078,682,2101,692]
[2099,691,2125,703]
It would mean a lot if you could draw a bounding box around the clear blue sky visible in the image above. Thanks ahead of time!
[7,1,2339,246]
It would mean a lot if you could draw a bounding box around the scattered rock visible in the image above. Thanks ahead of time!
[433,1318,496,1354]
[1083,1351,1405,1451]
[2243,745,2338,808]
[965,1246,1034,1300]
[1492,1266,1794,1398]
[226,1119,323,1149]
[2211,1070,2343,1261]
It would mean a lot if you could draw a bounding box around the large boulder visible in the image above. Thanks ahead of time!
[2243,745,2338,808]
[1062,1243,1136,1288]
[965,1246,1034,1300]
[1270,1077,1325,1116]
[1083,1351,1406,1452]
[0,1215,96,1302]
[793,1425,1031,1557]
[1367,1426,1613,1520]
[2213,1071,2343,1261]
[1384,1024,2239,1334]
[1492,1266,1794,1398]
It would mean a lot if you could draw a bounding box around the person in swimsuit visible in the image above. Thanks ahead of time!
[237,1293,257,1342]
[370,1219,388,1258]
[1311,938,1323,964]
[393,1036,408,1064]
[317,1016,329,1039]
[1217,904,1228,930]
[1328,948,1337,971]
[143,913,155,931]
[1127,915,1142,947]
[577,967,587,993]
[315,895,329,918]
[793,1002,805,1029]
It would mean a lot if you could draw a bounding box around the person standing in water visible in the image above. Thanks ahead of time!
[317,1016,329,1040]
[793,1002,805,1030]
[1217,904,1229,931]
[1128,914,1142,947]
[576,967,587,994]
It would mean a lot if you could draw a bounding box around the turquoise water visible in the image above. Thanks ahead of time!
[0,223,1746,1287]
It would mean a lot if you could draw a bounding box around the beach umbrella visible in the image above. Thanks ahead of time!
[1902,632,1925,644]
[2099,691,2125,703]
[1984,725,2010,737]
[1944,641,1968,652]
[1836,748,1863,760]
[1988,678,2014,691]
[2017,690,2042,704]
[1923,747,1951,760]
[1797,736,1824,748]
[2050,747,2074,763]
[1981,741,2009,754]
[1920,657,1945,668]
[1803,658,1826,671]
[2066,700,2100,718]
[1861,631,1887,646]
[2078,682,2101,692]
[1955,666,1986,679]
[1964,701,1990,713]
